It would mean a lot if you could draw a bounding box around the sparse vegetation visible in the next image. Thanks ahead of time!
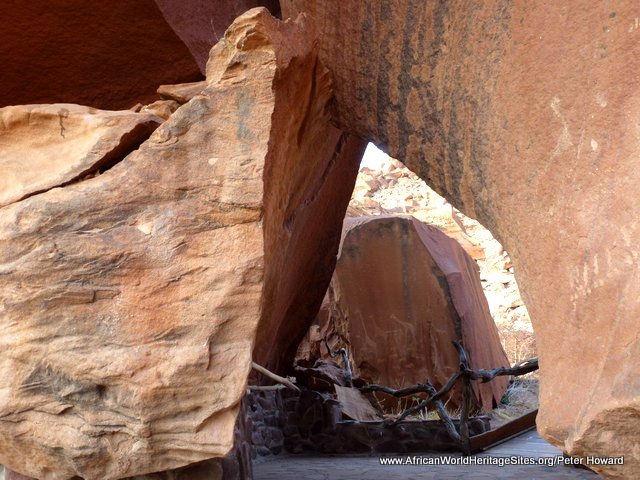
[490,377,539,427]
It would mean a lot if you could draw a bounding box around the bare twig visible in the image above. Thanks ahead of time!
[251,362,300,392]
[359,383,434,397]
[455,342,472,455]
[363,370,461,400]
[359,342,539,454]
[466,357,538,383]
[424,382,462,446]
[247,385,288,392]
[329,348,353,387]
[391,371,462,422]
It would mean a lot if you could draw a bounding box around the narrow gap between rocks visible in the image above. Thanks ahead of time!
[245,143,540,467]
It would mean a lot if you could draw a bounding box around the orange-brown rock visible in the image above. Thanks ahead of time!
[0,8,362,479]
[157,82,208,105]
[141,100,181,120]
[283,2,640,477]
[0,104,161,208]
[299,216,509,412]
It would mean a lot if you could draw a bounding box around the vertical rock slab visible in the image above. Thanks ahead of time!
[301,215,509,412]
[282,1,640,477]
[0,8,362,479]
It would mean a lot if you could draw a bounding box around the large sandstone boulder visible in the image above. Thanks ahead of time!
[283,1,640,477]
[298,215,509,412]
[0,8,362,479]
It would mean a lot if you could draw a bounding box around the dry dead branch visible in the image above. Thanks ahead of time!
[251,361,300,392]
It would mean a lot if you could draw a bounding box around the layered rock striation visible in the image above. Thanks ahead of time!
[0,105,161,208]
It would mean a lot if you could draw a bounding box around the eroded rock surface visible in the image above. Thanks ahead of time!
[282,1,640,477]
[154,0,282,72]
[157,82,207,105]
[0,8,361,479]
[298,216,510,412]
[0,105,161,208]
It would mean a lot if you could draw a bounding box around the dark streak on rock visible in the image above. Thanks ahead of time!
[466,0,513,232]
[356,3,375,138]
[420,0,450,194]
[433,266,463,341]
[375,0,396,148]
[398,218,414,325]
[445,0,476,212]
[58,108,69,138]
[395,1,418,163]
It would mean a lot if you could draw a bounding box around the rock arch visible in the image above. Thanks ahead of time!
[281,2,640,478]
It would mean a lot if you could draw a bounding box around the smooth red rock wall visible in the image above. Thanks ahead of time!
[0,0,203,110]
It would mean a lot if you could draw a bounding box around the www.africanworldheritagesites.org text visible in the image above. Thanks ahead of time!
[379,455,625,467]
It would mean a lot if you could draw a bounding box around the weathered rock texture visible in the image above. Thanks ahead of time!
[283,1,640,477]
[157,82,208,105]
[0,0,204,110]
[154,0,281,72]
[298,216,509,412]
[0,105,161,208]
[0,8,362,479]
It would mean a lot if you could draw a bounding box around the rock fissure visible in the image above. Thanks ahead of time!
[7,135,153,210]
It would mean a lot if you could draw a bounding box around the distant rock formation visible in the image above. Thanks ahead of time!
[297,215,510,412]
[348,153,535,365]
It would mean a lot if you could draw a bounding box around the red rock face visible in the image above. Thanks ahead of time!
[253,127,365,373]
[299,216,509,412]
[283,1,640,477]
[0,0,203,110]
[0,1,282,110]
[0,8,361,479]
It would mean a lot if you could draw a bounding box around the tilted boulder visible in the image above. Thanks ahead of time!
[0,8,363,479]
[298,215,510,412]
[282,1,640,477]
